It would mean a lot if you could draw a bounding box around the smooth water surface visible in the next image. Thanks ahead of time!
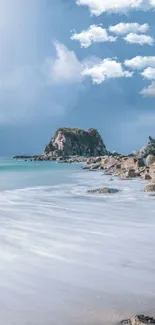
[0,159,155,325]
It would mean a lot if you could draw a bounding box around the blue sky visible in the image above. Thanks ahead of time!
[0,0,155,155]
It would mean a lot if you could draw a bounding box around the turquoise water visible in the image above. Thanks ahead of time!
[1,159,155,325]
[0,158,79,190]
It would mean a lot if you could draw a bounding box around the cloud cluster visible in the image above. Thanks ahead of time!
[124,33,154,45]
[109,22,149,35]
[82,59,133,84]
[76,0,155,15]
[71,23,153,47]
[72,1,155,98]
[71,25,116,48]
[124,56,155,97]
[124,56,155,69]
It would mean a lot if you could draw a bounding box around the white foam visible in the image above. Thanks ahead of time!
[0,167,155,324]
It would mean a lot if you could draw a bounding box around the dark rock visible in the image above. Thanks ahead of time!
[143,173,152,181]
[121,169,138,179]
[136,158,145,168]
[13,155,43,160]
[44,128,108,157]
[87,188,119,194]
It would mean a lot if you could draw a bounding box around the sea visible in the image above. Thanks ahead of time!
[0,158,155,325]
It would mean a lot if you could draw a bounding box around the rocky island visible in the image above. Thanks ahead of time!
[44,127,108,157]
[14,127,109,162]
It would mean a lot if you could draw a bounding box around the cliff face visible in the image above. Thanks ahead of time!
[44,128,107,157]
[136,136,155,158]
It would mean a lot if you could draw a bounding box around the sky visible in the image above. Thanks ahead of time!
[0,0,155,155]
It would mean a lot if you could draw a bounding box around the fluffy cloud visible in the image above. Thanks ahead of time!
[82,59,133,84]
[109,23,149,35]
[44,42,83,84]
[124,56,155,70]
[71,25,116,48]
[124,33,154,45]
[141,67,155,79]
[140,82,155,97]
[76,0,155,16]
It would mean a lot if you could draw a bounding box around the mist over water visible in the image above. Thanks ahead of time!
[0,159,155,325]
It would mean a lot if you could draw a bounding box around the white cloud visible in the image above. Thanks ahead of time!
[109,22,149,35]
[124,56,155,70]
[76,0,155,16]
[44,42,83,84]
[71,25,117,48]
[124,33,154,45]
[141,67,155,80]
[140,82,155,97]
[82,59,133,84]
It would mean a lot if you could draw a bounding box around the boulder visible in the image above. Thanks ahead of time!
[101,156,119,169]
[146,154,155,166]
[119,169,138,179]
[144,184,155,192]
[87,188,119,194]
[121,157,144,170]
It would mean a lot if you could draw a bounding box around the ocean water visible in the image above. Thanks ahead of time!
[0,159,155,325]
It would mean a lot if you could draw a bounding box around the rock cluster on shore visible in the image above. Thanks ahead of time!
[120,315,155,325]
[84,154,155,193]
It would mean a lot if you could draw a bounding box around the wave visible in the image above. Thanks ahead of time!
[0,165,155,324]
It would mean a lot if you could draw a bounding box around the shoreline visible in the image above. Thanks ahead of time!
[13,154,155,192]
[3,156,155,323]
